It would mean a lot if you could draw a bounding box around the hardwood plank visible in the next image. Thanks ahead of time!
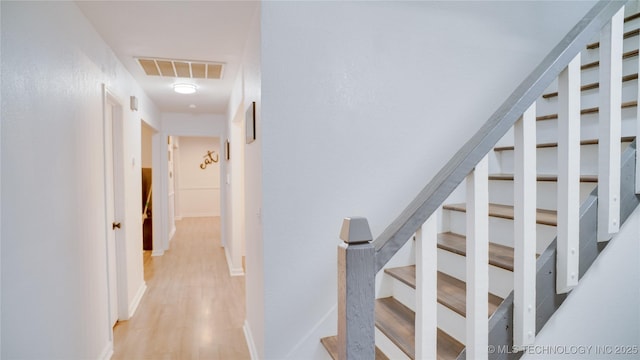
[625,12,640,23]
[586,28,639,49]
[112,217,249,360]
[437,329,465,360]
[437,272,503,318]
[376,297,415,359]
[536,101,637,121]
[542,73,638,99]
[488,173,598,183]
[494,136,635,151]
[581,49,638,70]
[320,336,389,360]
[375,297,465,360]
[443,203,558,226]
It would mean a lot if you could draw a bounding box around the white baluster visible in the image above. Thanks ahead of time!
[513,104,537,349]
[598,7,624,242]
[466,155,489,360]
[557,55,582,294]
[415,215,437,360]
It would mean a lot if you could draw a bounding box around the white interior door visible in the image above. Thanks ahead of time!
[105,101,119,327]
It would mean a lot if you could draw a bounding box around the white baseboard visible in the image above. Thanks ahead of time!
[225,247,245,277]
[98,341,113,360]
[128,282,147,318]
[169,225,176,243]
[244,320,259,360]
[151,249,164,257]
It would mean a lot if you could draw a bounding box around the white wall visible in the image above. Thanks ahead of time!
[259,1,597,358]
[522,205,640,359]
[1,1,158,358]
[175,136,221,217]
[226,4,262,357]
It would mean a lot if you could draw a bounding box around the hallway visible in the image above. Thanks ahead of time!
[112,217,250,359]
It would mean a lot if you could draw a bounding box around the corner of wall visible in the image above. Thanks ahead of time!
[225,246,245,277]
[97,341,113,360]
[243,320,259,360]
[128,282,147,318]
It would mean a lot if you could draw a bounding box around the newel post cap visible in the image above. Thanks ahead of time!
[339,217,373,244]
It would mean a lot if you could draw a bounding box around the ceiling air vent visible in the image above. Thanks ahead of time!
[136,58,224,80]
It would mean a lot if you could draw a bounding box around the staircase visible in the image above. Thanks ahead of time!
[322,2,640,360]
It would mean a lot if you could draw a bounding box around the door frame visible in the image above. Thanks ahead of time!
[102,84,129,332]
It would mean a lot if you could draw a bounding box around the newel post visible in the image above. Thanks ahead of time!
[337,217,375,360]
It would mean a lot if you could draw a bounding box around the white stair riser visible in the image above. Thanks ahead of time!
[445,210,556,254]
[438,303,466,346]
[535,111,637,144]
[437,248,514,299]
[376,238,415,299]
[540,52,638,102]
[498,142,631,176]
[489,180,596,211]
[375,327,411,360]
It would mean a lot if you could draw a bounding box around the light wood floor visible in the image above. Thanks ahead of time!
[112,217,250,359]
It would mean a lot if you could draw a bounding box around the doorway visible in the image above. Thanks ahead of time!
[103,85,126,329]
[141,122,155,252]
[173,136,222,220]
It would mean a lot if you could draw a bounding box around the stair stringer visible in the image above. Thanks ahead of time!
[457,141,640,360]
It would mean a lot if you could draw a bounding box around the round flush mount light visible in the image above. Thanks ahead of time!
[173,83,197,94]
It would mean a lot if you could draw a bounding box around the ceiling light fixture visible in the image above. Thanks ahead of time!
[173,83,197,94]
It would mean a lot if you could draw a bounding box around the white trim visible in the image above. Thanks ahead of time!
[243,320,259,360]
[169,225,176,243]
[151,249,165,257]
[102,84,130,326]
[225,247,245,276]
[98,341,114,360]
[128,282,147,318]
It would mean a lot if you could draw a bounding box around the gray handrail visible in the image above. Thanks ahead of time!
[373,0,627,272]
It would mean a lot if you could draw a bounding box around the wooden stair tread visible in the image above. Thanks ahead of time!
[542,73,638,99]
[375,297,465,360]
[320,336,389,360]
[494,136,635,151]
[537,101,637,121]
[489,173,597,183]
[625,12,640,23]
[581,49,638,70]
[587,28,639,49]
[437,232,516,271]
[443,203,557,226]
[383,267,504,318]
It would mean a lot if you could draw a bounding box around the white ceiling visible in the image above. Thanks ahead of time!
[77,1,259,114]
